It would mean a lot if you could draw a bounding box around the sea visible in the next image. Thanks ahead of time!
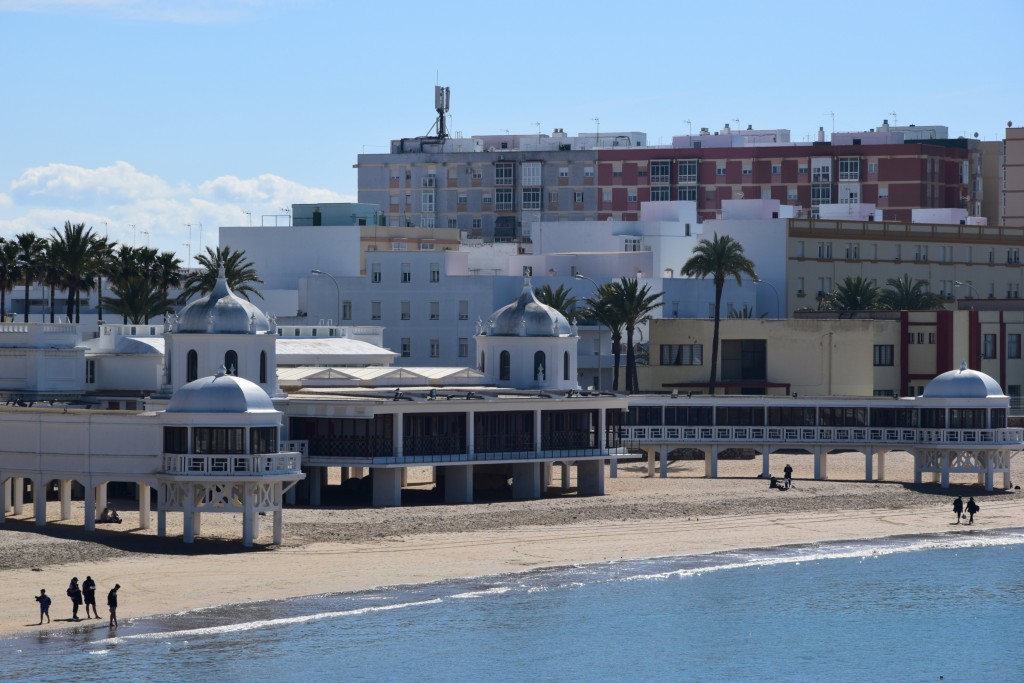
[5,529,1023,683]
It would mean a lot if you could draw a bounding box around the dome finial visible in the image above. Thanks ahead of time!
[215,364,227,378]
[960,359,968,372]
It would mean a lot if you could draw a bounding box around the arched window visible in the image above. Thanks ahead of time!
[533,351,546,381]
[186,350,198,382]
[225,350,238,376]
[563,351,570,381]
[480,351,485,373]
[259,351,267,383]
[499,350,511,381]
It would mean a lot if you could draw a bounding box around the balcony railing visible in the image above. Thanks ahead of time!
[618,426,1024,446]
[162,452,303,475]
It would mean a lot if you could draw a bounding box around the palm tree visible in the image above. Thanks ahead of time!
[42,246,62,323]
[822,276,881,311]
[681,233,757,395]
[879,275,945,311]
[101,274,169,324]
[605,277,664,394]
[534,284,582,323]
[583,284,625,391]
[153,251,183,305]
[0,239,20,321]
[728,304,767,319]
[178,246,263,303]
[104,246,158,323]
[48,221,105,323]
[92,238,116,322]
[13,232,47,322]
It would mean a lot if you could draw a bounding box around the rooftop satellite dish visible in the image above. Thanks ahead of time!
[973,132,979,138]
[1009,121,1014,128]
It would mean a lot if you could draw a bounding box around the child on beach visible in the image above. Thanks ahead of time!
[35,589,51,625]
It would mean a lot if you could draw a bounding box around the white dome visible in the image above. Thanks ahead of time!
[177,272,269,334]
[166,372,276,413]
[922,363,1006,399]
[484,279,573,337]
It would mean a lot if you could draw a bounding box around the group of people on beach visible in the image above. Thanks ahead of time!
[769,464,795,491]
[35,577,120,628]
[952,496,980,525]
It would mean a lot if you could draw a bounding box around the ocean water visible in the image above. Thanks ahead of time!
[5,529,1024,683]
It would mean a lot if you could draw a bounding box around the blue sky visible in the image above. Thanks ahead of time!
[1,0,1020,261]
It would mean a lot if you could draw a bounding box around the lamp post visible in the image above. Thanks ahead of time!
[753,277,781,319]
[574,273,603,391]
[954,280,980,299]
[311,269,341,324]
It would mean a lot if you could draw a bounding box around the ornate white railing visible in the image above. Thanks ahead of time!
[161,452,303,475]
[619,426,1024,446]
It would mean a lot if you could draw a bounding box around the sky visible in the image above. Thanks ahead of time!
[1,0,1021,263]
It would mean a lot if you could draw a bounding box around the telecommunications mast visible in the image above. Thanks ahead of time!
[432,85,450,140]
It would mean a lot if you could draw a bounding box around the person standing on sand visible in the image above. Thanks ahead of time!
[82,576,100,619]
[783,464,793,486]
[966,497,979,525]
[107,584,120,628]
[35,589,51,625]
[66,577,83,621]
[953,496,964,523]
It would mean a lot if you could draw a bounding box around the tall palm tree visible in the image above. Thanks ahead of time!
[93,237,116,322]
[879,275,945,311]
[153,251,183,305]
[105,246,159,323]
[42,246,62,323]
[583,284,625,391]
[101,274,169,324]
[178,246,264,303]
[0,239,20,321]
[822,276,881,311]
[681,233,757,395]
[48,221,106,323]
[13,232,47,322]
[534,284,581,323]
[605,277,663,393]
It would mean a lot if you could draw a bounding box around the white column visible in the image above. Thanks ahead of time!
[372,467,402,507]
[138,483,151,530]
[610,458,618,478]
[13,477,24,515]
[708,446,719,479]
[512,462,541,500]
[646,449,656,478]
[242,483,254,547]
[32,477,46,527]
[445,464,474,504]
[984,452,995,492]
[762,446,771,479]
[940,451,951,488]
[913,452,923,485]
[96,483,107,513]
[400,468,408,486]
[534,409,543,454]
[877,449,888,481]
[577,459,605,496]
[1003,453,1013,489]
[273,508,283,545]
[60,480,72,520]
[659,448,669,479]
[193,511,202,537]
[157,510,167,537]
[83,483,95,532]
[561,462,571,488]
[813,449,824,480]
[467,410,475,457]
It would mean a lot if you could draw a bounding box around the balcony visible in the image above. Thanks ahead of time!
[162,452,303,476]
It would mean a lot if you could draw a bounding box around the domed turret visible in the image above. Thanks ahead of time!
[484,277,573,337]
[166,367,276,413]
[922,361,1006,399]
[176,268,269,334]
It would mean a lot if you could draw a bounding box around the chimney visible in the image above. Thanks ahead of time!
[817,126,825,143]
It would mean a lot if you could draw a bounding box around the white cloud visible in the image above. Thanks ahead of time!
[0,161,355,261]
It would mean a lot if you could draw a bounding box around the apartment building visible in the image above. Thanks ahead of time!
[1003,125,1024,227]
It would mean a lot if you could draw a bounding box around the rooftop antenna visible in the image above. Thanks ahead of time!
[828,111,835,135]
[684,119,692,137]
[593,117,600,148]
[532,121,541,135]
[889,111,898,128]
[425,85,450,140]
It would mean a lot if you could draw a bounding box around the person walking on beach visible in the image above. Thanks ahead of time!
[107,584,120,628]
[66,577,83,621]
[953,496,964,523]
[35,589,51,625]
[82,576,100,619]
[966,497,980,525]
[783,464,793,487]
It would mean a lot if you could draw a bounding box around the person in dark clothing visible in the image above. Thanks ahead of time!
[66,577,82,621]
[107,584,120,628]
[82,576,100,619]
[35,589,51,625]
[952,496,964,523]
[965,497,980,525]
[783,464,793,487]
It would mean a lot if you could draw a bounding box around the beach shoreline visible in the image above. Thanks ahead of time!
[2,456,1021,639]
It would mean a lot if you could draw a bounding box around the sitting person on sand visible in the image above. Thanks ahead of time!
[99,507,122,524]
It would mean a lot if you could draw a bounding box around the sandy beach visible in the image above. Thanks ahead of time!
[2,452,1021,637]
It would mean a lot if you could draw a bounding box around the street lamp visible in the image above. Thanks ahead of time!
[574,273,603,391]
[311,269,341,324]
[954,280,980,299]
[753,277,781,319]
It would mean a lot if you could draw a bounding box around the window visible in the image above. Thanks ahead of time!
[342,300,352,320]
[811,184,831,206]
[224,350,238,375]
[868,161,878,174]
[430,263,440,282]
[558,167,568,178]
[983,334,997,359]
[193,427,245,455]
[495,164,514,185]
[457,194,467,205]
[472,167,482,179]
[480,351,485,373]
[371,263,381,283]
[496,188,513,211]
[787,188,798,201]
[259,351,267,383]
[678,160,698,183]
[482,194,492,205]
[650,161,670,184]
[624,237,642,252]
[716,164,726,176]
[522,188,541,210]
[573,191,584,203]
[85,359,96,384]
[564,351,570,380]
[521,162,541,186]
[1010,334,1021,359]
[401,338,411,357]
[187,349,198,383]
[458,300,469,320]
[472,218,482,229]
[796,276,805,294]
[660,344,703,365]
[401,263,411,282]
[816,242,832,258]
[627,191,638,203]
[678,186,697,202]
[430,301,440,320]
[499,350,511,380]
[811,158,831,182]
[838,157,860,181]
[421,191,434,212]
[533,351,546,381]
[458,338,469,358]
[928,333,936,345]
[430,339,440,358]
[584,167,594,178]
[401,301,410,320]
[602,189,612,202]
[164,427,189,454]
[845,243,859,260]
[878,185,889,199]
[771,164,781,175]
[798,164,809,175]
[742,165,752,176]
[650,187,670,201]
[250,427,278,455]
[371,301,381,320]
[390,241,408,251]
[873,345,894,366]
